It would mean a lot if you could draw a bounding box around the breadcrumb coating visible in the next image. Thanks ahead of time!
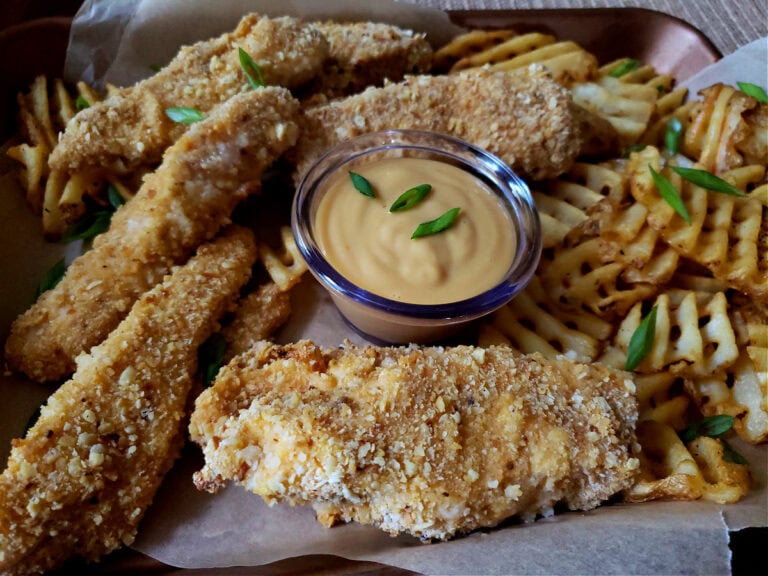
[190,341,639,540]
[5,87,300,383]
[293,66,618,183]
[49,14,325,174]
[307,21,433,100]
[0,226,257,576]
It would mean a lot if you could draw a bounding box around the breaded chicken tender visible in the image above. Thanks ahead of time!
[0,226,257,576]
[293,66,619,182]
[307,21,433,100]
[50,14,325,175]
[190,341,639,540]
[5,87,300,383]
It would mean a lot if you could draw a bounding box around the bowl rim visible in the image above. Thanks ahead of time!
[291,129,542,321]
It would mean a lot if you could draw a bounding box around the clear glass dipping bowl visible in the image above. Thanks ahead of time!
[291,129,542,344]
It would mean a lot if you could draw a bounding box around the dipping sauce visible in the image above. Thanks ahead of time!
[313,157,517,305]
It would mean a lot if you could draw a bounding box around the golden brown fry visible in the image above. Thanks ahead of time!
[293,66,619,183]
[49,14,325,175]
[190,341,639,540]
[5,87,300,383]
[0,226,257,576]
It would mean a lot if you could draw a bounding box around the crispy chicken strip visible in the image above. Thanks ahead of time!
[306,21,432,100]
[221,281,292,361]
[0,226,257,576]
[293,66,619,183]
[50,14,325,174]
[190,341,639,540]
[5,87,300,383]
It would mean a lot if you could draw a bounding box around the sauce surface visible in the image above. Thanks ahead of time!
[314,157,517,304]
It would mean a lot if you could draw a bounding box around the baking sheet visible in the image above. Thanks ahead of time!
[1,0,766,574]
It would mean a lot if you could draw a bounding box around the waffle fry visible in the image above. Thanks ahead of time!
[634,372,689,429]
[431,29,517,73]
[683,83,764,173]
[571,77,658,146]
[628,147,767,301]
[478,277,612,362]
[624,420,749,504]
[601,290,739,378]
[259,226,308,291]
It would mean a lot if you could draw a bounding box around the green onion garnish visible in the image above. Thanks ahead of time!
[349,171,375,198]
[737,81,768,103]
[679,414,735,443]
[411,207,461,239]
[239,47,266,89]
[609,59,642,78]
[165,107,205,124]
[199,333,227,387]
[389,184,432,212]
[649,165,691,225]
[669,166,746,197]
[37,258,67,296]
[664,117,683,155]
[625,305,658,372]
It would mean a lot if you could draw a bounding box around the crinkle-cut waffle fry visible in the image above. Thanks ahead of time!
[624,420,750,504]
[259,226,308,292]
[540,234,656,319]
[478,41,597,87]
[685,358,768,445]
[683,83,761,173]
[601,290,739,378]
[477,277,611,362]
[628,147,767,301]
[634,372,689,429]
[449,32,556,72]
[571,76,658,146]
[641,88,693,147]
[748,182,768,206]
[431,29,517,73]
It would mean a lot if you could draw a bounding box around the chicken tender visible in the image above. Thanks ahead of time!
[5,87,300,383]
[50,14,325,174]
[0,226,257,576]
[190,341,639,540]
[307,21,432,100]
[293,66,619,183]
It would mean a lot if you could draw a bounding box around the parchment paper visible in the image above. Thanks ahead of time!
[0,1,765,574]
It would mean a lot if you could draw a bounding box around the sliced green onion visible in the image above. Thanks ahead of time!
[411,207,461,239]
[199,333,227,387]
[165,107,205,124]
[349,171,375,198]
[389,184,432,212]
[107,183,126,209]
[239,47,266,89]
[721,439,749,465]
[37,258,66,296]
[625,305,658,372]
[669,166,746,197]
[679,414,735,443]
[649,165,691,225]
[737,81,768,103]
[61,210,113,243]
[609,59,641,78]
[149,63,164,73]
[623,144,647,158]
[75,96,90,111]
[664,117,683,155]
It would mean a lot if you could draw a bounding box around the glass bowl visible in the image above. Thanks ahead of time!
[291,129,542,344]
